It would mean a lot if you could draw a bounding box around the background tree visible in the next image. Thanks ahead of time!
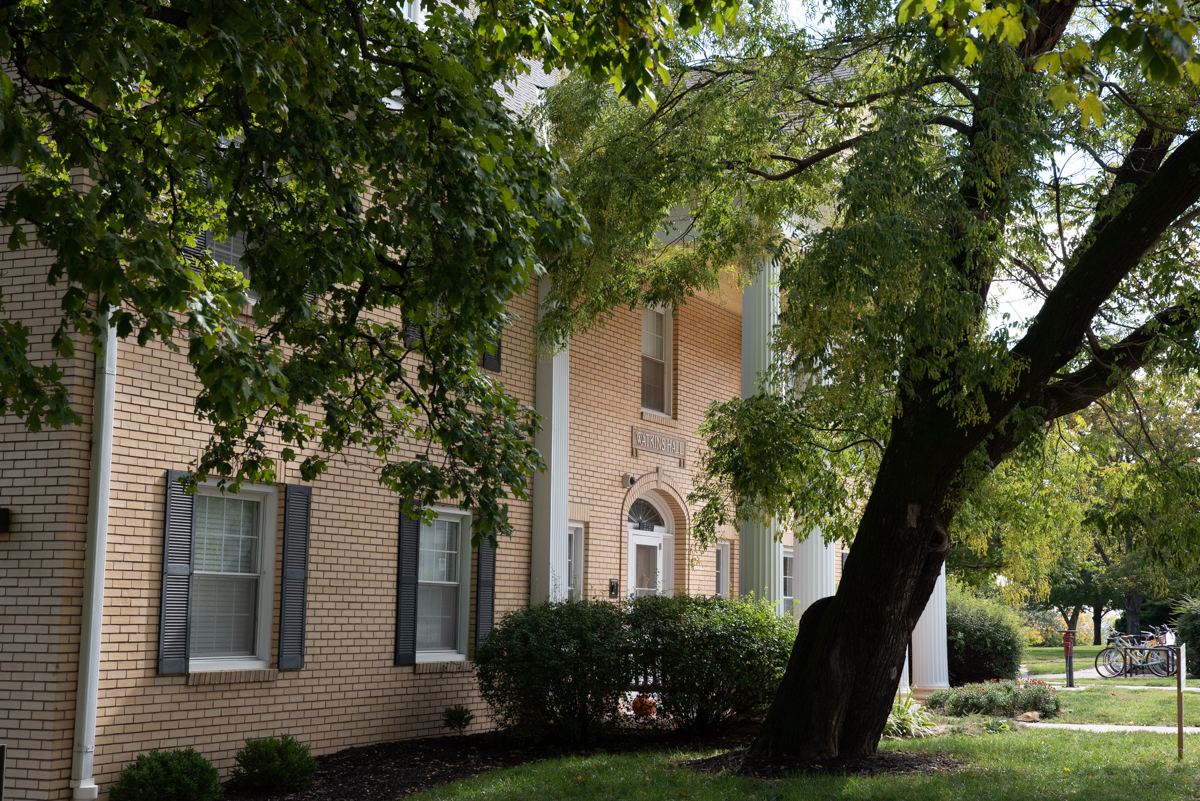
[539,0,1200,761]
[1083,380,1200,634]
[0,0,740,538]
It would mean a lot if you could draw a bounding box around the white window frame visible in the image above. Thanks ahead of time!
[567,522,585,600]
[189,480,278,673]
[639,305,673,417]
[415,505,473,663]
[715,541,730,598]
[782,546,794,618]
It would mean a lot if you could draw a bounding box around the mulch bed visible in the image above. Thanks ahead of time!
[223,729,960,799]
[221,731,555,800]
[687,748,964,779]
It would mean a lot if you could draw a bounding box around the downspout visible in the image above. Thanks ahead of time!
[70,319,117,801]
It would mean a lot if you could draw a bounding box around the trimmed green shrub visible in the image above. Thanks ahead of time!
[926,679,1062,717]
[230,734,317,793]
[626,594,794,735]
[946,580,1024,685]
[1173,597,1200,677]
[474,598,631,744]
[109,748,222,801]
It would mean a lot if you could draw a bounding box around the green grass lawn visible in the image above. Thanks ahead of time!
[1053,687,1200,726]
[421,731,1200,801]
[1025,645,1105,675]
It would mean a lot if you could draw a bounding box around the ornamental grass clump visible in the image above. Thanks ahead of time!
[883,691,936,738]
[926,679,1062,718]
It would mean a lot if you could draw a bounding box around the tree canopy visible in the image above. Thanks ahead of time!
[0,0,741,541]
[538,0,1200,758]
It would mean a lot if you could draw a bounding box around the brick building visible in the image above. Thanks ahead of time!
[0,69,951,801]
[3,230,921,800]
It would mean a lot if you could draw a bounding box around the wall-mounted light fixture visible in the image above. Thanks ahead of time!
[0,508,9,533]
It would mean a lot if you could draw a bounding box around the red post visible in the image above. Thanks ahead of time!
[1060,630,1076,688]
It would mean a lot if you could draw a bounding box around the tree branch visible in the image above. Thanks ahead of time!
[742,136,862,181]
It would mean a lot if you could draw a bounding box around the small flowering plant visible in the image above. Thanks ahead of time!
[926,679,1061,718]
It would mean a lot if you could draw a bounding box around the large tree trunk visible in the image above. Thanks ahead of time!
[748,401,960,759]
[1093,602,1105,645]
[747,122,1200,762]
[1125,591,1144,637]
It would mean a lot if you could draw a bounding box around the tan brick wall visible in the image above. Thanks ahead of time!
[567,297,742,602]
[0,239,97,800]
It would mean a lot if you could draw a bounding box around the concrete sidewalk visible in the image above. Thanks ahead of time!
[1026,722,1200,734]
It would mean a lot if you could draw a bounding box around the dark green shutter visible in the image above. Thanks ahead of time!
[279,485,312,670]
[475,537,496,647]
[395,510,420,665]
[158,470,194,674]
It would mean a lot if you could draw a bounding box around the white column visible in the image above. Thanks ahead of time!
[911,563,949,699]
[793,527,835,615]
[531,280,570,602]
[739,260,782,610]
[898,647,911,696]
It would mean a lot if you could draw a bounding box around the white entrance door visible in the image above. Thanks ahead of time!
[626,497,674,598]
[629,531,662,597]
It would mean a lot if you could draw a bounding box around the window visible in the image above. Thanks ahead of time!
[482,335,502,372]
[640,307,671,415]
[190,483,277,671]
[420,513,470,657]
[782,547,794,617]
[567,523,584,599]
[715,542,730,598]
[188,230,258,305]
[417,513,471,657]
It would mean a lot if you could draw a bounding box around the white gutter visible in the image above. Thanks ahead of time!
[69,319,117,801]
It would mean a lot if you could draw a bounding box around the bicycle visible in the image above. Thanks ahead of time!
[1095,632,1175,678]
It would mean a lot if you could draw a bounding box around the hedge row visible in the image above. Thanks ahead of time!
[474,595,796,743]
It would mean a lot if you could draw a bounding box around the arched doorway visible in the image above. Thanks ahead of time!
[626,495,674,598]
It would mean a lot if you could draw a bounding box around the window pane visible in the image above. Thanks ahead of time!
[419,519,459,582]
[192,574,258,657]
[641,309,664,359]
[417,583,459,650]
[635,543,658,597]
[194,495,259,574]
[716,547,724,595]
[567,528,577,599]
[641,356,664,412]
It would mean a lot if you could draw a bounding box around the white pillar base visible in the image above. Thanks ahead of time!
[911,563,949,700]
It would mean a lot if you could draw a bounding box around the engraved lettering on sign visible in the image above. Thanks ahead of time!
[631,427,686,467]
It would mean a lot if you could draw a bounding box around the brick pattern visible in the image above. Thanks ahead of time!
[568,298,742,602]
[0,258,802,800]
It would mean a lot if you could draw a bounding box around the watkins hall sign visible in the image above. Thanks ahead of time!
[631,427,686,467]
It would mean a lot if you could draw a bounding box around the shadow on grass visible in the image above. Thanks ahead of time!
[422,729,1200,801]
